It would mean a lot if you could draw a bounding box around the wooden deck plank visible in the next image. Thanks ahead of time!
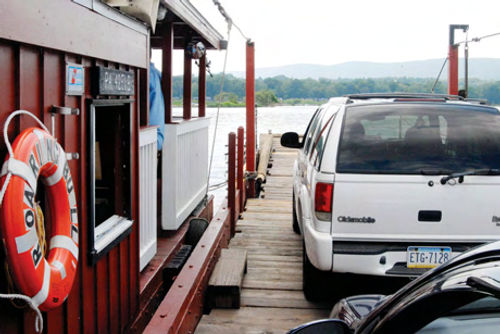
[241,212,293,221]
[196,307,329,334]
[234,233,301,242]
[241,289,327,309]
[242,279,302,291]
[247,254,302,263]
[207,248,248,309]
[248,260,302,269]
[196,136,328,333]
[244,206,292,214]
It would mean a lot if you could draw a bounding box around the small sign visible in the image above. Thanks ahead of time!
[92,66,135,96]
[407,246,452,269]
[66,63,85,95]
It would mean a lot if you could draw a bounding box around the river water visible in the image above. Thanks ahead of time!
[174,105,317,209]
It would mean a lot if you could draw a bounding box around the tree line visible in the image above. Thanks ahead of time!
[172,74,500,105]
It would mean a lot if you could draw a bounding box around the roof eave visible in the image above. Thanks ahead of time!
[161,0,225,50]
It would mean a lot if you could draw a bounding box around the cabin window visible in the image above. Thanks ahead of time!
[88,100,134,263]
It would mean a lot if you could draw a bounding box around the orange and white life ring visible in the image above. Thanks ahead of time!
[0,127,78,311]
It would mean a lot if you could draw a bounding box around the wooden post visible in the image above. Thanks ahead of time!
[198,54,206,117]
[245,41,256,197]
[237,127,244,213]
[228,132,236,236]
[183,48,192,120]
[162,22,173,124]
[448,44,459,95]
[447,25,468,96]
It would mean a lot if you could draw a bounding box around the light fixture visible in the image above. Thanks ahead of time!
[186,41,206,59]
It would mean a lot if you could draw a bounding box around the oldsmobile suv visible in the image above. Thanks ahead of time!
[281,93,500,301]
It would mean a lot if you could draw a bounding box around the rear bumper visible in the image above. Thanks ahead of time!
[303,217,333,271]
[304,222,486,277]
[331,241,483,277]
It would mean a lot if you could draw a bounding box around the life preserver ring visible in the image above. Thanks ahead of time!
[0,127,78,311]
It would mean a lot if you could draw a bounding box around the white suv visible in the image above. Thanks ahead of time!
[281,93,500,301]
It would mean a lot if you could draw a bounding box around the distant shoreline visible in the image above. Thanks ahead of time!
[174,99,324,108]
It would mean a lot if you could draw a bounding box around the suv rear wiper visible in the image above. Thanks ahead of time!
[420,169,452,176]
[440,169,500,185]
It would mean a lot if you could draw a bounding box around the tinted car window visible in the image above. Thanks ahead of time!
[303,108,323,155]
[310,106,337,168]
[301,107,320,146]
[337,104,500,174]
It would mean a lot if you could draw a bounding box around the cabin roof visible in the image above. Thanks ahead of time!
[158,0,226,50]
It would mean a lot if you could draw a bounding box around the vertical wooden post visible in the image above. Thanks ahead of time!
[245,41,256,197]
[228,132,236,236]
[140,67,149,126]
[162,22,173,124]
[183,49,192,120]
[198,54,206,117]
[448,44,459,95]
[447,24,468,96]
[237,127,244,213]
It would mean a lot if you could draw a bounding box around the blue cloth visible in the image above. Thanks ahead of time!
[149,63,165,150]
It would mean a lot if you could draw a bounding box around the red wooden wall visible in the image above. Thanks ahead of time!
[0,38,142,334]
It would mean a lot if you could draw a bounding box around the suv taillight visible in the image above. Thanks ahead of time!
[315,182,333,221]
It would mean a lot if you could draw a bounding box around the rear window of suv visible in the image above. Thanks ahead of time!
[337,103,500,174]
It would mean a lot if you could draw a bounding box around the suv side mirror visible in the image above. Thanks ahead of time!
[281,132,302,148]
[287,319,351,334]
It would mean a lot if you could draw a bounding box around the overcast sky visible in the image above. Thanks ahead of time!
[158,0,500,76]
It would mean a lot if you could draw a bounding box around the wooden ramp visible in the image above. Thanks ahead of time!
[196,136,330,333]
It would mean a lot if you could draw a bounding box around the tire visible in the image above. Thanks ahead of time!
[292,191,301,234]
[184,218,209,247]
[303,242,331,302]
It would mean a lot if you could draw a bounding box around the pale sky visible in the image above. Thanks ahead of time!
[160,0,500,76]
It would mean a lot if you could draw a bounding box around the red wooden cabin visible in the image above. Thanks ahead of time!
[0,1,227,333]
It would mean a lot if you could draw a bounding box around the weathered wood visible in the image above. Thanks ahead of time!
[244,206,292,214]
[241,289,328,309]
[207,248,248,309]
[242,278,302,291]
[256,133,274,184]
[241,212,292,221]
[233,233,301,242]
[0,0,148,68]
[248,260,302,269]
[196,307,330,334]
[196,134,330,334]
[247,254,302,263]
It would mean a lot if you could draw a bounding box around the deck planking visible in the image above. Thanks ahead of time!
[196,136,329,334]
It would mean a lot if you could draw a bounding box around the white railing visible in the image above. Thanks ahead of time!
[162,117,209,230]
[139,127,158,271]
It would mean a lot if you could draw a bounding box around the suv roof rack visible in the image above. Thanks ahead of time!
[345,93,465,101]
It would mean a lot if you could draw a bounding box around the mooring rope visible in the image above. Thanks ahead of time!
[212,0,249,42]
[431,57,448,94]
[206,0,254,201]
[456,31,500,45]
[206,16,232,201]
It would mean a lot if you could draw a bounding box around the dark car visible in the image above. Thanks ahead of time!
[288,240,500,334]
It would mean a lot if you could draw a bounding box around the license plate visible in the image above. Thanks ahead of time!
[407,246,452,269]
